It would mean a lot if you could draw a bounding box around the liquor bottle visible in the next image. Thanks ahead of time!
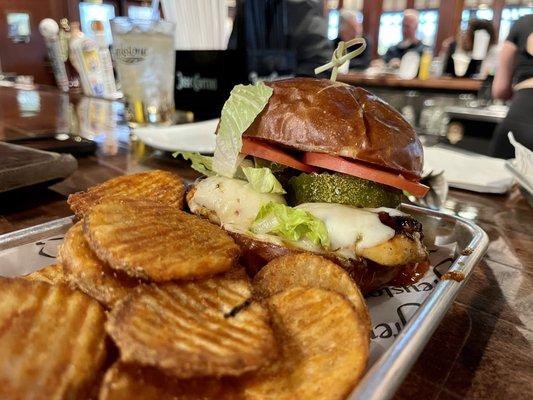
[69,22,105,97]
[59,18,80,89]
[38,18,69,91]
[91,20,117,99]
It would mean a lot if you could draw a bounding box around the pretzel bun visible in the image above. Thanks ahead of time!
[243,78,423,178]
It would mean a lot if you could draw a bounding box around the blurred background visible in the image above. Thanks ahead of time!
[0,0,531,203]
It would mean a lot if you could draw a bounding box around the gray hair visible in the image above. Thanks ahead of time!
[340,9,362,24]
[403,9,419,23]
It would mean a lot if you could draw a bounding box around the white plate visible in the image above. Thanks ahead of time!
[424,145,514,194]
[134,119,218,153]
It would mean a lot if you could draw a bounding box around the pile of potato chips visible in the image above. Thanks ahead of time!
[0,170,370,400]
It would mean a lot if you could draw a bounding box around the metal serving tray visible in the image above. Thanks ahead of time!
[0,204,488,400]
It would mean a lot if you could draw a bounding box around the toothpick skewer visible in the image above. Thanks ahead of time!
[315,38,367,81]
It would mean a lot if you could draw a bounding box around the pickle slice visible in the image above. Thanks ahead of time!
[287,172,402,208]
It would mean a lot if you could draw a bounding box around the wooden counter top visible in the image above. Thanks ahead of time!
[0,86,532,399]
[339,72,483,92]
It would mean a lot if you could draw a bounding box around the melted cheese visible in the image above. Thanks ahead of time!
[366,207,408,217]
[191,180,401,261]
[295,203,395,256]
[190,176,285,231]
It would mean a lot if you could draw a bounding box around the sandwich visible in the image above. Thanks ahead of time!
[180,78,430,294]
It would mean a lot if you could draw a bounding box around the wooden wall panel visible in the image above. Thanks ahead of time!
[0,0,73,85]
[0,0,122,85]
[492,0,505,41]
[362,0,383,60]
[435,0,464,54]
[67,0,80,21]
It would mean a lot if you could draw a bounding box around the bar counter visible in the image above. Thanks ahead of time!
[0,86,532,399]
[339,72,483,92]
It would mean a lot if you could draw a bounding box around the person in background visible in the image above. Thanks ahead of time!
[442,19,498,79]
[490,14,533,158]
[228,0,331,78]
[286,0,332,76]
[382,9,427,68]
[333,9,371,70]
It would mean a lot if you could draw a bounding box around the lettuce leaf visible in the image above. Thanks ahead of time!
[212,82,273,178]
[173,152,268,185]
[251,202,330,248]
[173,152,215,176]
[233,159,254,180]
[242,167,286,194]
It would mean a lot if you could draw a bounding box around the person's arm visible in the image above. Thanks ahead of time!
[492,41,517,100]
[480,45,499,79]
[388,58,401,69]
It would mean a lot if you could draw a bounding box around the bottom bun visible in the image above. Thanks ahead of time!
[228,231,427,295]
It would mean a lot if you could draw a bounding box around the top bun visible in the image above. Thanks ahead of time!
[243,78,423,178]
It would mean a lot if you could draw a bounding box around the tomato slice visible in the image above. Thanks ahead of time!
[241,138,318,173]
[303,152,429,197]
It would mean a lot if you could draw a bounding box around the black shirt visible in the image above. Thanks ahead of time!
[286,0,333,77]
[228,0,332,77]
[506,14,533,85]
[383,40,427,63]
[443,41,483,78]
[332,35,372,70]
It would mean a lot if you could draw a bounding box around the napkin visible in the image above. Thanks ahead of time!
[509,133,533,190]
[424,146,514,193]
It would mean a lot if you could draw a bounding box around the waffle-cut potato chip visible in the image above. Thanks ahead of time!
[68,170,185,218]
[99,363,241,400]
[0,278,108,400]
[253,253,371,333]
[84,198,240,281]
[22,263,68,285]
[240,287,368,400]
[107,268,277,378]
[59,222,140,308]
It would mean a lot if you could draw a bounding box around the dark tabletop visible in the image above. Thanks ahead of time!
[0,86,532,399]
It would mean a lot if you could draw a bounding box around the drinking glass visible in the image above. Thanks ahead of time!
[111,17,175,125]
